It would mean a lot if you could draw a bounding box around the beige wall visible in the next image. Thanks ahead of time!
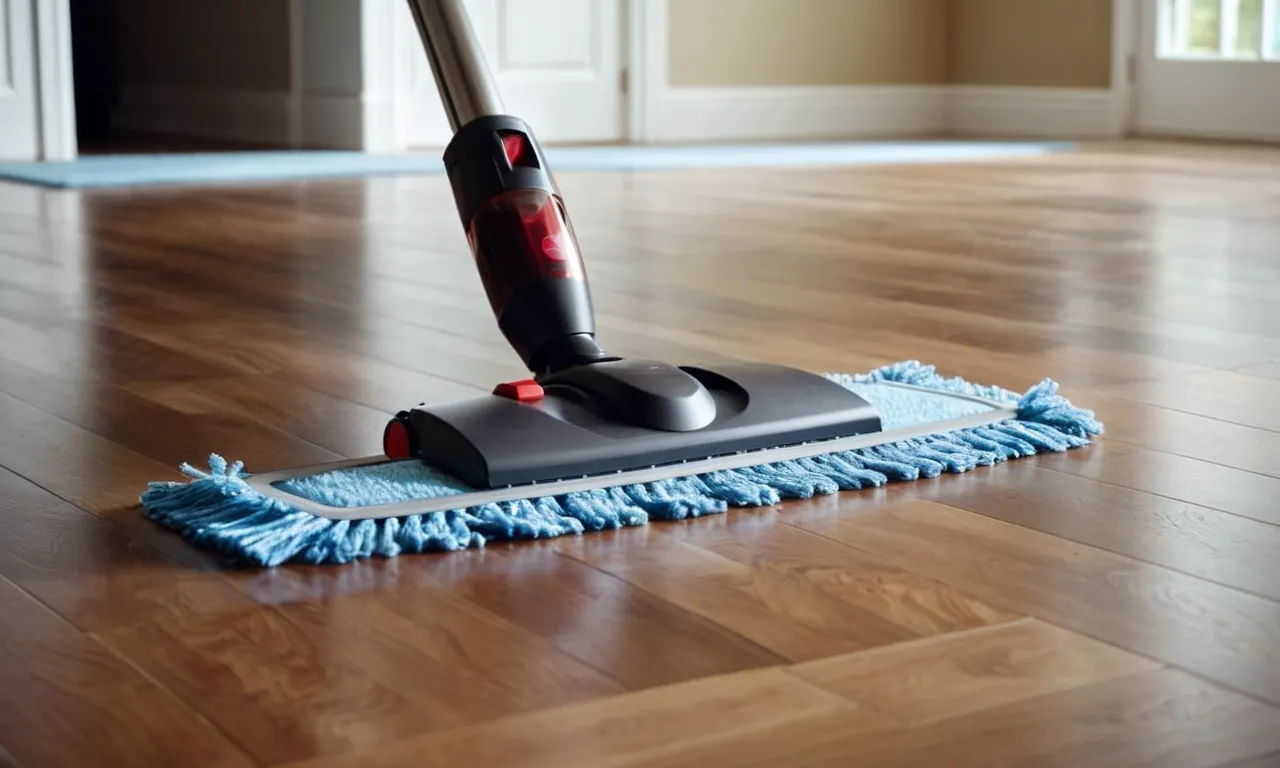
[113,0,292,91]
[947,0,1113,88]
[667,0,1113,90]
[667,0,949,87]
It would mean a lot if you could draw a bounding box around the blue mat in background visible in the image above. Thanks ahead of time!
[0,140,1071,189]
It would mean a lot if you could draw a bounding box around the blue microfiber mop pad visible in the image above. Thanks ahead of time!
[139,361,1103,567]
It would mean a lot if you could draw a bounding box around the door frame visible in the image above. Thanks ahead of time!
[625,0,661,143]
[1113,0,1139,137]
[31,0,77,160]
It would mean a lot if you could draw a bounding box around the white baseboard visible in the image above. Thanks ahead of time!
[1130,123,1280,143]
[112,86,373,150]
[646,85,949,143]
[948,86,1118,139]
[111,84,1123,153]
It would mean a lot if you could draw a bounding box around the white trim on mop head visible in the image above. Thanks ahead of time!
[244,383,1017,522]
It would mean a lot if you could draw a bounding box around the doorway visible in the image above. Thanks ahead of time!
[1132,0,1280,140]
[5,0,637,162]
[70,0,295,155]
[68,0,116,151]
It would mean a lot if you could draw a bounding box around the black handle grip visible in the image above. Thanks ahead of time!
[444,115,607,374]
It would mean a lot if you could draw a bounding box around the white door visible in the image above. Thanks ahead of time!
[0,0,40,160]
[1133,0,1280,140]
[396,0,625,149]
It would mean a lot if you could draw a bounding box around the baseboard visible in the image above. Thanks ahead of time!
[111,84,1122,152]
[1129,124,1280,143]
[646,85,949,143]
[948,87,1118,139]
[296,93,366,150]
[112,86,294,147]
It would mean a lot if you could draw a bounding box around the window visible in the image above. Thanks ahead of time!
[1160,0,1280,59]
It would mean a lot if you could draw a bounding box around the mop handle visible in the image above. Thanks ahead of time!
[405,0,506,131]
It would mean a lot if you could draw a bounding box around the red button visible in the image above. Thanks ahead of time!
[383,418,413,459]
[493,379,544,402]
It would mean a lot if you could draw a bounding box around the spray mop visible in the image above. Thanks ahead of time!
[139,0,1103,566]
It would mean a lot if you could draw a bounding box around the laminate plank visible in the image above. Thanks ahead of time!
[5,141,1280,765]
[405,543,790,690]
[0,388,183,510]
[1098,369,1280,432]
[661,512,1017,637]
[91,246,523,389]
[597,310,891,378]
[25,242,502,395]
[789,497,1280,705]
[1055,315,1280,369]
[1065,390,1280,478]
[95,604,435,766]
[0,352,342,474]
[597,276,1241,387]
[0,390,235,568]
[788,618,1160,726]
[660,205,1280,343]
[0,467,253,631]
[97,580,628,764]
[1235,361,1280,382]
[225,552,413,608]
[25,566,257,634]
[0,575,254,768]
[105,310,488,414]
[904,460,1280,598]
[289,666,855,768]
[0,744,19,768]
[624,668,1280,768]
[767,321,1208,394]
[288,619,1163,768]
[0,313,231,387]
[278,587,625,719]
[1033,438,1280,527]
[124,375,392,460]
[0,465,145,575]
[698,267,1280,369]
[1215,751,1280,768]
[555,523,1016,662]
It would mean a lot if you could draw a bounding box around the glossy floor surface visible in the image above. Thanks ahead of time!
[2,140,1279,767]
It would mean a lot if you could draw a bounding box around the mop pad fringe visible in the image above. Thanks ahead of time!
[140,361,1103,567]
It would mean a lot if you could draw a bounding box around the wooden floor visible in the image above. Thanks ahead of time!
[2,140,1279,767]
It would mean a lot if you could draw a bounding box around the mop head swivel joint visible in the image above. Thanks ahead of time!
[140,361,1102,568]
[399,360,884,490]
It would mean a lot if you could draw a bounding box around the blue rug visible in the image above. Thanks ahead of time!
[139,361,1102,568]
[0,141,1071,189]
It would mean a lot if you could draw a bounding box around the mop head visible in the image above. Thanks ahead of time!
[140,361,1102,567]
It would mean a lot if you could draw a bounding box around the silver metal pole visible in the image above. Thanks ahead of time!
[404,0,506,132]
